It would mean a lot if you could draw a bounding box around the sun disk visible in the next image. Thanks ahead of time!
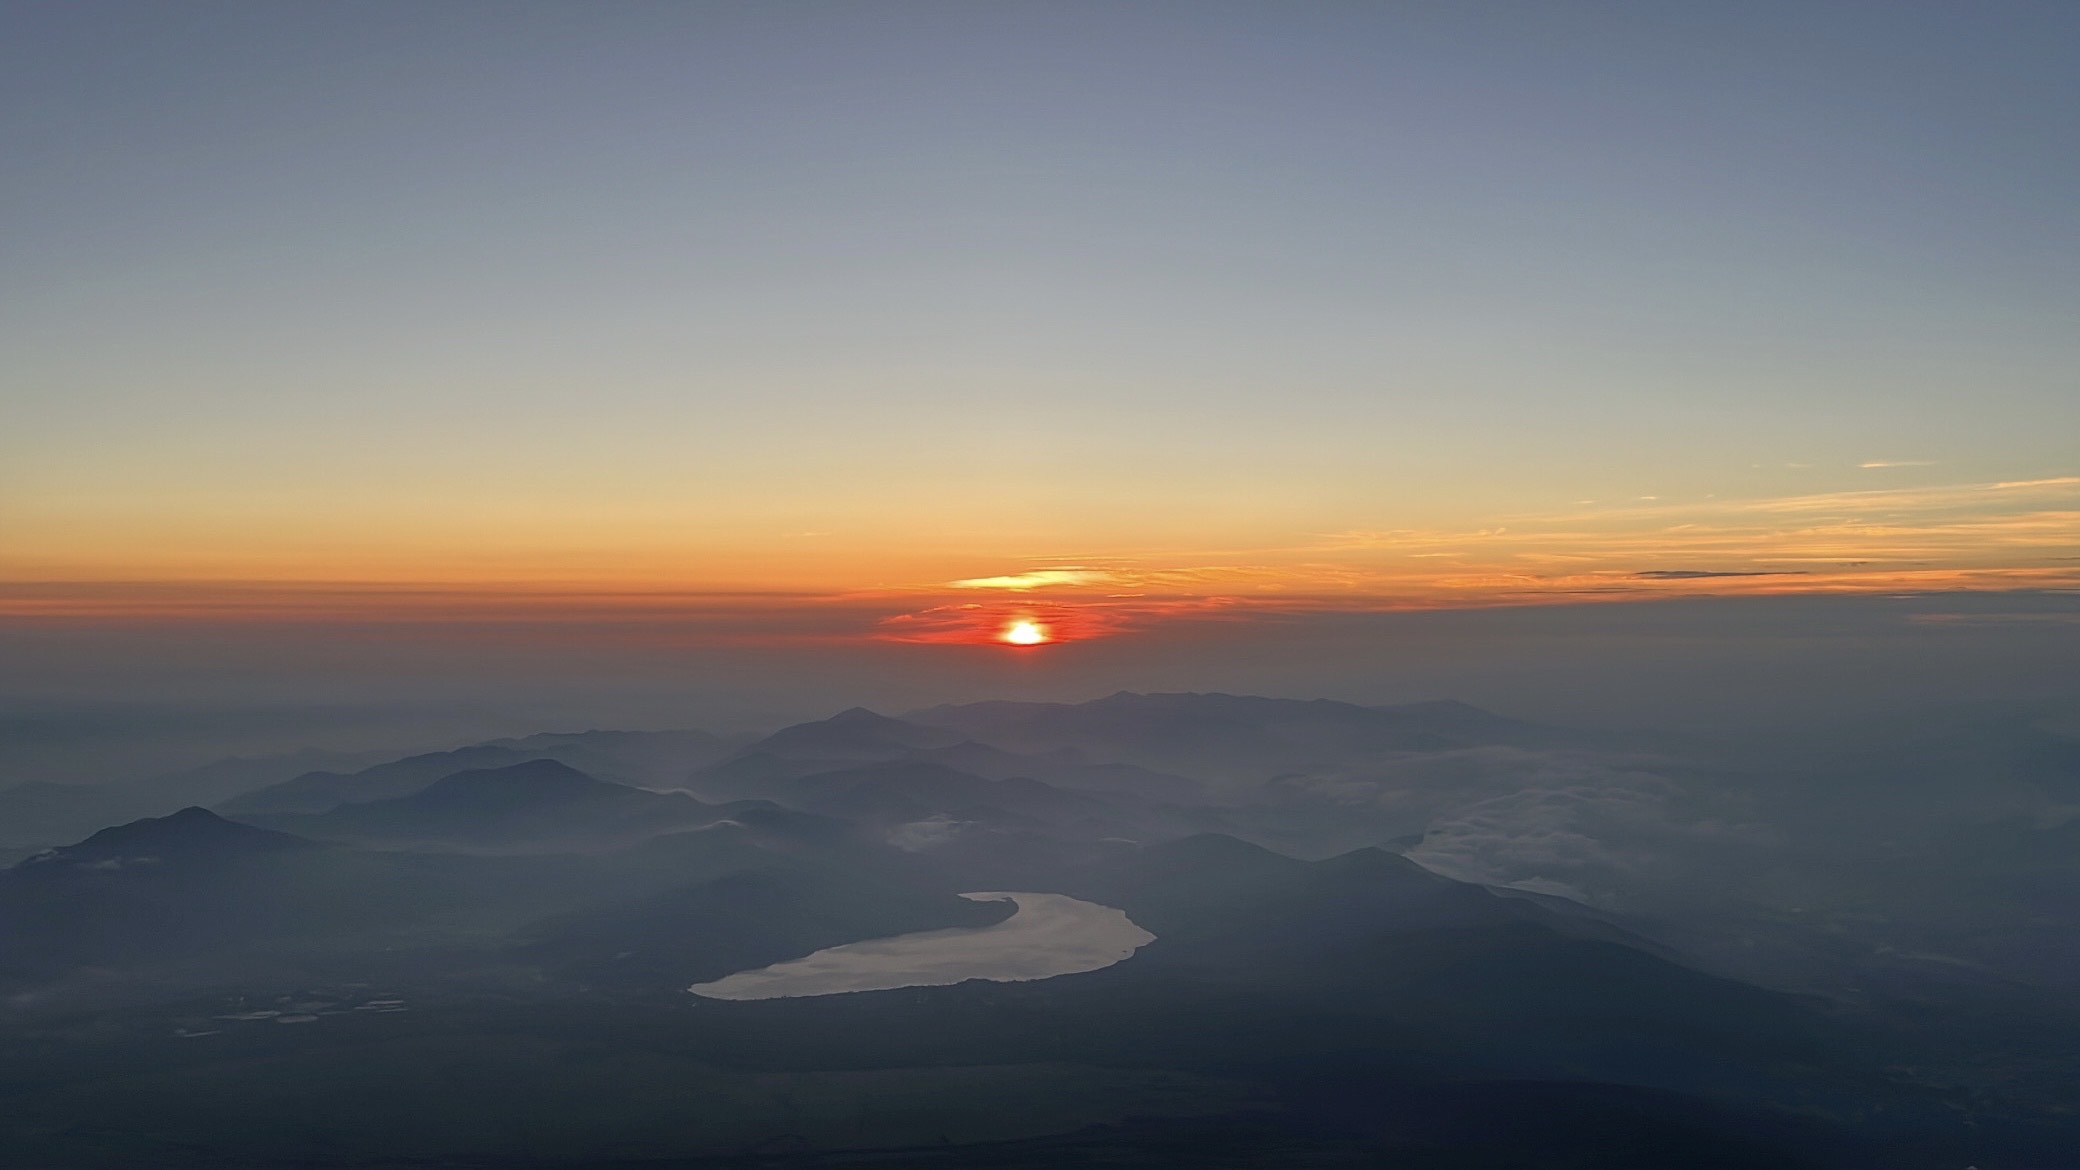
[1001,619,1051,646]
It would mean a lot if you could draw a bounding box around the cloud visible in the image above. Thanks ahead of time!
[1256,746,1783,914]
[1398,758,1772,910]
[1906,612,2080,627]
[1633,570,1805,580]
[1318,527,1511,551]
[887,814,972,851]
[1301,477,2080,600]
[950,569,1116,591]
[1859,460,1939,469]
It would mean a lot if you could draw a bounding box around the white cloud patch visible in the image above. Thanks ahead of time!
[1273,747,1772,912]
[1405,768,1772,909]
[887,814,973,851]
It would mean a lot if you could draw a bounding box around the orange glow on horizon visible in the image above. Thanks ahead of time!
[9,476,2075,617]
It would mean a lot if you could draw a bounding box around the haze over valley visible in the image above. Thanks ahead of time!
[0,691,2075,1166]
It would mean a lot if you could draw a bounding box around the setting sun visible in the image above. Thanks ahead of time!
[1001,618,1051,646]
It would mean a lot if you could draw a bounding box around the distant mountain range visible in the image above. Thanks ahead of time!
[247,759,736,851]
[0,692,2071,1167]
[0,746,386,850]
[907,692,1579,786]
[220,728,736,817]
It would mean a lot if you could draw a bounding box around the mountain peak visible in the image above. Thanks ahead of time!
[1138,832,1303,874]
[733,708,964,762]
[826,706,889,724]
[1310,845,1450,883]
[411,758,612,805]
[29,806,311,869]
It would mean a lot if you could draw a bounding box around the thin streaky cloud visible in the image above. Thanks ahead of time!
[1633,570,1806,580]
[949,569,1115,591]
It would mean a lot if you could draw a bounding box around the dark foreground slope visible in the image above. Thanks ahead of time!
[0,820,2057,1168]
[1,693,2075,1170]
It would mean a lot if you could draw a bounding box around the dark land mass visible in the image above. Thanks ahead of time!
[0,694,2073,1167]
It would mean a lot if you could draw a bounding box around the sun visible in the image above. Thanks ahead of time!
[1000,618,1051,646]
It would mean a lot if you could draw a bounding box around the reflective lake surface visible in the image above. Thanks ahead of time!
[686,891,1155,1000]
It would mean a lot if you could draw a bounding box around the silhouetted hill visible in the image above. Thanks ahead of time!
[791,761,1113,821]
[724,707,966,765]
[690,758,1180,849]
[220,744,547,815]
[912,740,1207,802]
[691,707,1216,814]
[20,806,313,871]
[907,691,1570,786]
[524,862,1015,987]
[686,710,978,802]
[0,809,333,973]
[392,758,633,819]
[221,729,736,817]
[263,759,724,850]
[0,798,948,986]
[0,747,382,849]
[1072,834,1673,971]
[474,728,739,787]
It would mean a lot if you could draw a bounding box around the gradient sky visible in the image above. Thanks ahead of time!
[4,1,2077,655]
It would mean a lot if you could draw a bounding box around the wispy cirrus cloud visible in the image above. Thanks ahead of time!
[945,563,1373,596]
[949,568,1117,591]
[1632,570,1805,580]
[1532,476,2080,523]
[1315,476,2080,572]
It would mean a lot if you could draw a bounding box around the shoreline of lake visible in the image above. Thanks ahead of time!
[686,891,1155,1001]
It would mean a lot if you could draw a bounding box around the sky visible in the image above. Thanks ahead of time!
[2,1,2077,734]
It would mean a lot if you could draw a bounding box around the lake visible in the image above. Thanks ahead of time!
[686,891,1155,1000]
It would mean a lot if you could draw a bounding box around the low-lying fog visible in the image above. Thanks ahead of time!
[686,892,1155,1001]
